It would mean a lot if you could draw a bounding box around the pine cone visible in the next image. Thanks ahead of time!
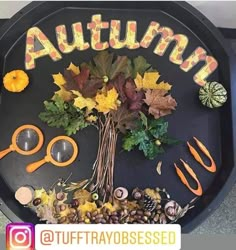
[142,194,157,211]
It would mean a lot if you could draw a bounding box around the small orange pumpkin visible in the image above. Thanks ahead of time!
[3,70,29,92]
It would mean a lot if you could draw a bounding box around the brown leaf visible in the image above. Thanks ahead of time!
[111,104,138,133]
[80,78,103,98]
[124,78,144,111]
[74,67,90,90]
[64,67,103,98]
[144,89,177,119]
[109,73,127,103]
[63,69,79,91]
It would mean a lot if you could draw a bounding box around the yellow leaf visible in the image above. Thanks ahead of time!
[53,86,73,102]
[34,188,49,205]
[73,189,92,205]
[134,72,172,91]
[95,88,119,114]
[47,189,57,207]
[86,115,98,123]
[67,62,80,75]
[134,73,143,90]
[102,202,117,212]
[73,91,96,111]
[156,81,172,91]
[78,201,97,217]
[127,201,140,210]
[52,73,66,86]
[143,72,160,89]
[59,205,71,218]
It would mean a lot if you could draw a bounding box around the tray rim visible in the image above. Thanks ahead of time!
[0,1,236,233]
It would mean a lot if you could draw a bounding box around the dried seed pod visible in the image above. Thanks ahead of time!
[60,204,66,211]
[137,210,144,216]
[159,213,167,224]
[130,210,137,216]
[156,161,162,175]
[53,200,59,207]
[69,208,77,214]
[86,212,91,219]
[58,216,67,223]
[114,187,128,201]
[164,200,182,221]
[144,211,152,217]
[92,211,98,217]
[153,214,160,222]
[55,205,61,214]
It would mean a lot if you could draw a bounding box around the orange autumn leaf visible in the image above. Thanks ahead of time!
[144,89,177,119]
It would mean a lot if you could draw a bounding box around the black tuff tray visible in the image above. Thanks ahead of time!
[0,1,236,233]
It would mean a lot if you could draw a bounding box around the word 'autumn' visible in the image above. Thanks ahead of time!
[25,14,218,86]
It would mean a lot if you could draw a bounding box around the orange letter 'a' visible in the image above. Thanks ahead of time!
[25,27,62,70]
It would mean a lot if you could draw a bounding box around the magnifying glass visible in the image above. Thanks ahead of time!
[0,125,44,159]
[26,136,78,173]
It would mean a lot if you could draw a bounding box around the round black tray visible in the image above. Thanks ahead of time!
[0,1,236,233]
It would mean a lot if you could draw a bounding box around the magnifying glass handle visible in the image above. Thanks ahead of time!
[0,147,13,159]
[26,158,47,173]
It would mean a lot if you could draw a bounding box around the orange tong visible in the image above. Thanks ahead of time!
[174,159,203,196]
[187,137,216,173]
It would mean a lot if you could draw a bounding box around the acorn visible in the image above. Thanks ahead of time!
[132,188,143,200]
[114,187,128,201]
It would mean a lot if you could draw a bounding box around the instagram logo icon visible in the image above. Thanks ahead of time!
[6,223,35,250]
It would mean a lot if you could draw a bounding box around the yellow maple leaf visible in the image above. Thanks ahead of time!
[72,91,96,111]
[155,81,172,91]
[34,188,49,205]
[101,202,117,212]
[95,88,120,114]
[78,201,97,217]
[86,115,98,123]
[134,72,172,91]
[52,73,66,86]
[53,86,73,102]
[73,189,92,205]
[67,62,80,75]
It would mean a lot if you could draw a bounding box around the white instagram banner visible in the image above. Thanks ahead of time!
[35,224,181,250]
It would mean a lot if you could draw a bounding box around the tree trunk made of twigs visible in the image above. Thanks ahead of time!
[90,114,118,202]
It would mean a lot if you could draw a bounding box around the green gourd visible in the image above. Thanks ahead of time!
[199,82,227,108]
